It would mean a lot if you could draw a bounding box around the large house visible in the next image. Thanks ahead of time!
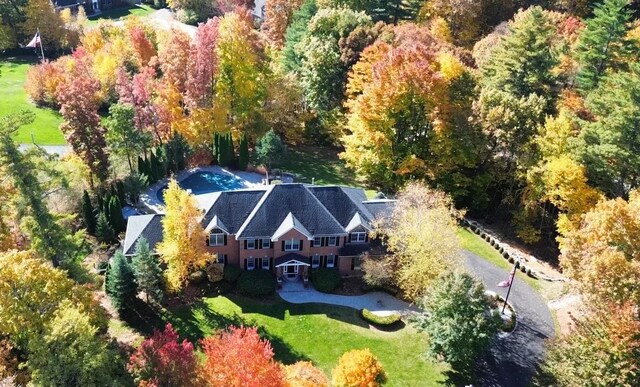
[123,184,394,280]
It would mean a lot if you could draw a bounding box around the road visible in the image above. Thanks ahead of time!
[464,251,555,386]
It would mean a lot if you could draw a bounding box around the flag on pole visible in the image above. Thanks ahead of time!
[497,268,516,287]
[26,31,41,48]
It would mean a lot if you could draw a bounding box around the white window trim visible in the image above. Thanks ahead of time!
[216,254,226,264]
[312,254,320,269]
[247,257,255,270]
[350,232,366,243]
[328,236,337,246]
[313,236,322,246]
[262,257,270,270]
[262,238,271,249]
[209,233,225,246]
[247,239,256,250]
[327,255,335,268]
[285,238,300,251]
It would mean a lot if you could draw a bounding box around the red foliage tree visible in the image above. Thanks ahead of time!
[56,54,110,186]
[116,66,162,143]
[128,324,199,387]
[199,326,285,387]
[129,26,157,68]
[186,18,220,109]
[158,30,191,94]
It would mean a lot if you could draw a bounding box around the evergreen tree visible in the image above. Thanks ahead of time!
[96,193,104,214]
[131,237,164,304]
[256,129,286,170]
[106,252,137,312]
[137,155,145,176]
[82,190,96,235]
[575,0,637,92]
[109,196,125,234]
[282,0,318,73]
[165,133,190,173]
[482,7,558,109]
[239,134,249,171]
[95,212,115,244]
[150,151,160,181]
[213,132,220,164]
[115,181,126,205]
[226,134,235,168]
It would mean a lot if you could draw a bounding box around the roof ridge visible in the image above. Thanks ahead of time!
[302,184,347,235]
[235,184,275,238]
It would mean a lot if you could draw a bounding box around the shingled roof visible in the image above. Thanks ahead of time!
[307,186,374,227]
[362,199,396,220]
[237,184,345,239]
[122,214,164,255]
[200,189,267,234]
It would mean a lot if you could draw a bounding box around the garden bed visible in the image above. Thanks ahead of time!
[486,292,517,333]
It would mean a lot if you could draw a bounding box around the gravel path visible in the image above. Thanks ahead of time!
[464,251,555,386]
[19,144,70,156]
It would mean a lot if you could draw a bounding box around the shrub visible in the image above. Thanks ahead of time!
[205,264,223,283]
[237,270,276,297]
[361,309,401,326]
[332,349,386,387]
[362,256,393,288]
[474,227,481,234]
[526,268,532,276]
[188,270,207,285]
[490,239,496,246]
[223,265,242,283]
[520,265,527,273]
[508,256,514,263]
[311,268,341,293]
[480,232,486,238]
[515,261,520,269]
[502,251,509,258]
[498,246,504,253]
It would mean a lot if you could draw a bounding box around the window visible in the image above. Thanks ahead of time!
[262,238,271,249]
[209,233,225,246]
[313,236,322,247]
[247,257,255,270]
[351,256,361,271]
[262,257,270,270]
[246,239,256,249]
[328,236,337,246]
[350,232,366,243]
[312,254,320,268]
[216,254,226,264]
[285,239,300,251]
[327,255,335,268]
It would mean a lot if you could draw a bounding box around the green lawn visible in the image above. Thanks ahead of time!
[128,295,446,386]
[87,5,157,26]
[457,228,541,291]
[0,58,65,145]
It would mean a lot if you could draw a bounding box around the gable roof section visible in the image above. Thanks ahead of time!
[123,214,164,255]
[362,199,396,220]
[307,186,374,227]
[204,215,229,234]
[271,212,313,241]
[345,212,371,232]
[237,184,345,239]
[200,188,267,234]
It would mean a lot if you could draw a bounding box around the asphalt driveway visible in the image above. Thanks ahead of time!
[464,251,555,386]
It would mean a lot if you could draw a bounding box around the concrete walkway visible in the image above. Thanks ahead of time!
[19,144,70,156]
[278,280,419,316]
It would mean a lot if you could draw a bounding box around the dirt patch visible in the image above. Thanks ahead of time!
[333,276,367,296]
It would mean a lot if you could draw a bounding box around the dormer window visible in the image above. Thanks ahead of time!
[349,232,366,243]
[328,236,337,246]
[209,233,225,246]
[246,239,256,250]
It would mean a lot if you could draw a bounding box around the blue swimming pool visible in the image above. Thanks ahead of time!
[157,171,246,202]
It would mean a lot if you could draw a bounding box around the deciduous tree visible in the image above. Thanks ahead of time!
[158,29,191,94]
[157,179,213,291]
[282,361,328,387]
[186,18,220,109]
[128,324,199,387]
[262,0,304,48]
[331,349,386,387]
[415,272,500,379]
[105,103,152,172]
[199,326,285,387]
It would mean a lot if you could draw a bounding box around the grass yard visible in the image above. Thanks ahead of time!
[457,228,542,291]
[126,295,447,386]
[87,5,156,26]
[0,57,65,145]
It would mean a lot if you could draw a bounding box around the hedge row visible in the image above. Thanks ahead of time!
[361,309,401,326]
[237,270,276,297]
[311,268,341,293]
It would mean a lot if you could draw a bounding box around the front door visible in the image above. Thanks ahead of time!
[285,264,298,278]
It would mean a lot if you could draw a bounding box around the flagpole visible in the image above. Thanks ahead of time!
[501,263,517,314]
[38,27,45,62]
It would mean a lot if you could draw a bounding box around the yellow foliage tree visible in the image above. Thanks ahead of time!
[20,0,68,51]
[559,191,640,306]
[331,349,386,387]
[156,179,213,292]
[0,250,105,346]
[372,182,463,301]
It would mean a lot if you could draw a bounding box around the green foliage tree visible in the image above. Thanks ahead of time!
[124,172,148,205]
[105,103,151,173]
[132,237,164,304]
[575,0,638,92]
[282,0,319,73]
[255,129,285,170]
[0,111,78,267]
[108,196,125,235]
[27,301,128,386]
[106,251,138,312]
[82,190,96,235]
[95,212,115,244]
[239,133,249,170]
[319,0,422,23]
[164,133,191,174]
[414,272,500,379]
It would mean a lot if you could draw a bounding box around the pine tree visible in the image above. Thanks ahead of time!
[115,181,126,206]
[82,190,96,235]
[109,196,125,234]
[226,133,235,168]
[239,134,249,171]
[213,132,220,164]
[95,212,115,244]
[150,151,161,181]
[106,252,137,312]
[131,237,164,304]
[137,155,145,177]
[575,0,637,92]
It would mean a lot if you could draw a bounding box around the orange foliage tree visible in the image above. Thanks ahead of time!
[331,349,386,387]
[282,361,328,387]
[261,0,304,48]
[199,326,285,387]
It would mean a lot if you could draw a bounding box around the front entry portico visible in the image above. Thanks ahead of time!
[275,253,311,282]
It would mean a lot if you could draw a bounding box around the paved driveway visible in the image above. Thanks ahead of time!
[464,251,555,386]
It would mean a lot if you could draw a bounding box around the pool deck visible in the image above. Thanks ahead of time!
[140,166,269,214]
